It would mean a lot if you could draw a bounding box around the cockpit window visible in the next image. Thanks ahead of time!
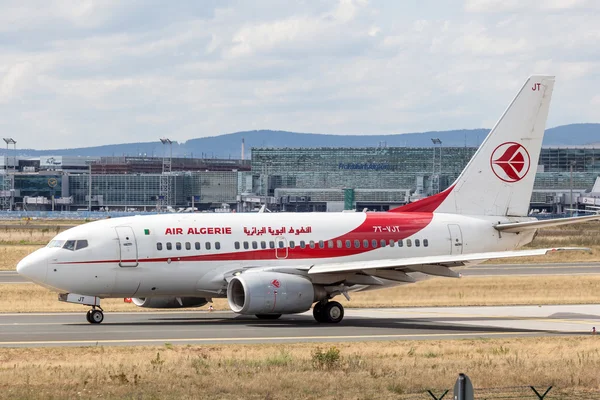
[63,240,76,251]
[75,240,88,250]
[47,240,66,248]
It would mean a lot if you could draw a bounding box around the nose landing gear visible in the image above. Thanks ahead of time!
[85,307,104,324]
[313,301,344,323]
[58,293,105,324]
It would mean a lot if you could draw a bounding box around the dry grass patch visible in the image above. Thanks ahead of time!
[1,337,599,399]
[0,227,61,245]
[0,246,43,271]
[4,275,600,313]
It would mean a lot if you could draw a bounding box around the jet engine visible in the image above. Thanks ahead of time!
[227,272,325,315]
[132,297,208,309]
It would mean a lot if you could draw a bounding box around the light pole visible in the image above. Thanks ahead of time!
[569,161,576,216]
[431,138,442,195]
[159,138,173,211]
[3,138,16,211]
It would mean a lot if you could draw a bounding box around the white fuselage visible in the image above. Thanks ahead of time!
[18,212,535,298]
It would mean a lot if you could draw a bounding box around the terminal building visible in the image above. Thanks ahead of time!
[0,146,599,213]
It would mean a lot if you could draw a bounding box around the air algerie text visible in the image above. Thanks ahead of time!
[165,227,232,235]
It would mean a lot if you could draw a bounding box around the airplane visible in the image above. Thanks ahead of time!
[17,75,600,324]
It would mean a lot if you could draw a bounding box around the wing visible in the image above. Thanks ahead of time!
[306,247,588,278]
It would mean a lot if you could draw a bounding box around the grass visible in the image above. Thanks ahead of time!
[1,337,599,399]
[0,245,43,271]
[3,274,600,313]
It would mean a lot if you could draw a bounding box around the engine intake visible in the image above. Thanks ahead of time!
[132,297,208,309]
[227,272,321,315]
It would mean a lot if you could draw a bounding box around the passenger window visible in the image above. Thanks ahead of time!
[397,240,403,247]
[354,240,360,248]
[156,242,162,251]
[289,241,295,249]
[243,241,249,250]
[318,240,324,249]
[346,240,351,248]
[215,242,221,250]
[300,241,306,249]
[252,241,258,249]
[261,241,267,249]
[309,241,315,249]
[269,241,275,249]
[380,239,386,247]
[195,242,201,250]
[166,242,172,250]
[185,242,191,250]
[278,241,285,248]
[205,242,211,250]
[406,239,412,247]
[337,240,342,248]
[176,242,182,250]
[372,239,378,248]
[423,239,429,247]
[63,240,76,251]
[328,240,334,249]
[234,242,240,250]
[363,239,369,248]
[75,240,88,250]
[389,239,395,247]
[415,239,420,247]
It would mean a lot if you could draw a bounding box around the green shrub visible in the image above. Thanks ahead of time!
[312,346,341,370]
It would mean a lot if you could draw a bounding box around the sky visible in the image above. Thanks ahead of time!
[2,0,600,150]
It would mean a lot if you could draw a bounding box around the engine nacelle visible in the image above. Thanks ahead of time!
[227,272,320,315]
[132,297,208,309]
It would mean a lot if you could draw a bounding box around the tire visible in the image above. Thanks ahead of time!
[86,310,93,324]
[90,310,104,324]
[323,301,344,323]
[255,314,282,320]
[313,303,326,323]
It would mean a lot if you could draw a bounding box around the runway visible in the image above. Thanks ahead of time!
[3,262,600,284]
[0,271,32,284]
[1,304,598,348]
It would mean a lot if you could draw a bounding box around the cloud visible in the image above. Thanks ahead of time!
[0,0,599,150]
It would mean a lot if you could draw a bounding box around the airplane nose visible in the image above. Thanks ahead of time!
[16,251,48,283]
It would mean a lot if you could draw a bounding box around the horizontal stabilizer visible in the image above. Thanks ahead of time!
[308,247,588,275]
[495,215,600,233]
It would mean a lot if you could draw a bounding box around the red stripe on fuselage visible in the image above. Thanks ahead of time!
[56,212,434,265]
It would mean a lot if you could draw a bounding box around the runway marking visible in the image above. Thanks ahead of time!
[0,331,544,346]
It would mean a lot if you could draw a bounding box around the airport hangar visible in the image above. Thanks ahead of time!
[1,145,599,213]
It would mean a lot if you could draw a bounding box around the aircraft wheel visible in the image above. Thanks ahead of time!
[313,302,327,323]
[323,301,344,323]
[90,310,104,324]
[255,314,282,320]
[85,310,93,324]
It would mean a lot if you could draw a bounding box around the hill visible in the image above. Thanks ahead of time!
[13,123,600,158]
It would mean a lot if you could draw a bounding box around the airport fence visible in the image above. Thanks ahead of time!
[397,385,599,399]
[0,210,157,220]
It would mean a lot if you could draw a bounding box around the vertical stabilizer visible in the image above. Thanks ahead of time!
[392,75,555,217]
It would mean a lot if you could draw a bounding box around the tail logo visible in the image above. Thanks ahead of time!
[490,142,531,183]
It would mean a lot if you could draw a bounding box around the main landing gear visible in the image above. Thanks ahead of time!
[313,301,344,323]
[86,307,104,324]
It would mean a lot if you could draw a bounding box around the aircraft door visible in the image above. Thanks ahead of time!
[115,226,139,267]
[448,224,463,255]
[275,236,288,259]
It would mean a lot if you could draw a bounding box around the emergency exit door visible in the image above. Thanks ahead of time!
[115,226,138,267]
